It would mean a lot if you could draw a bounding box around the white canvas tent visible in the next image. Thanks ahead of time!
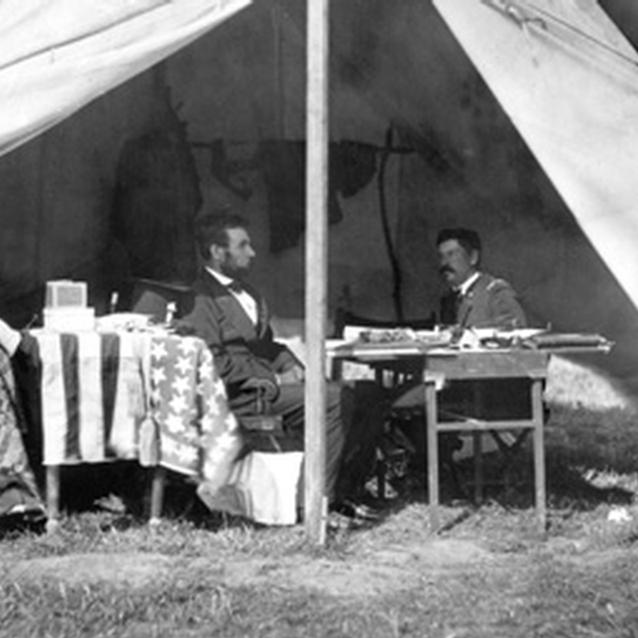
[0,0,251,155]
[0,0,637,400]
[435,0,638,327]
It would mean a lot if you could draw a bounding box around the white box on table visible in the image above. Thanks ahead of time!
[45,280,87,308]
[43,307,95,332]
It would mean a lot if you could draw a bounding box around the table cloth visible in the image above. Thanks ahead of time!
[30,329,300,525]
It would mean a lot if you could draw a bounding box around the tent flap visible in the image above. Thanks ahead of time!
[433,0,638,311]
[0,0,251,157]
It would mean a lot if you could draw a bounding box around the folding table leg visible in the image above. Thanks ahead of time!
[425,381,439,529]
[45,465,61,533]
[531,379,546,531]
[149,466,166,526]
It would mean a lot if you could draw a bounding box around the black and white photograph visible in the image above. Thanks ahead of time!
[1,1,637,636]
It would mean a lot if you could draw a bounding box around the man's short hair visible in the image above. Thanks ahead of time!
[436,227,481,255]
[195,211,248,259]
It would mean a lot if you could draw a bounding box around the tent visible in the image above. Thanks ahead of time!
[1,0,637,401]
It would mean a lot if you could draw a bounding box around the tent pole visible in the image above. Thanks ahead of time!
[304,0,329,545]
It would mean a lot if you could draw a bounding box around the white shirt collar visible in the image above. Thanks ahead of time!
[456,271,480,296]
[205,266,233,287]
[205,266,257,324]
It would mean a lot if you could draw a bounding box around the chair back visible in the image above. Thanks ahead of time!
[129,278,192,322]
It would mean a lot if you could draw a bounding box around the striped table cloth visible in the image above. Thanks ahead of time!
[32,330,242,486]
[34,330,147,465]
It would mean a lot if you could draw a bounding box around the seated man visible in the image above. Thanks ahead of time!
[435,226,531,418]
[437,227,526,329]
[180,211,383,510]
[393,228,531,474]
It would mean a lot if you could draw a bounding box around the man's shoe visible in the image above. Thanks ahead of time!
[326,510,354,532]
[331,500,381,521]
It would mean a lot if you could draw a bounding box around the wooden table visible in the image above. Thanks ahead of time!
[329,342,550,531]
[423,349,549,531]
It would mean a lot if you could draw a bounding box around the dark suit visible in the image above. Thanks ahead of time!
[181,269,362,499]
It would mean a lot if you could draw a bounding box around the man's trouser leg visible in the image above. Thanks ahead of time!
[270,382,346,500]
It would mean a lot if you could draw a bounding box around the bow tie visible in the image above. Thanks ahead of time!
[226,280,244,293]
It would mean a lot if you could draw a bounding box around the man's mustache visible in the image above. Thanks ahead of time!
[439,265,455,275]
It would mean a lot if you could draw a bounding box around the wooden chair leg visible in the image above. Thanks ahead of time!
[45,465,61,533]
[473,432,483,505]
[426,382,440,528]
[149,466,166,526]
[376,452,386,500]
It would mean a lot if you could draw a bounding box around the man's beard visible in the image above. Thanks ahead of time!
[221,258,248,279]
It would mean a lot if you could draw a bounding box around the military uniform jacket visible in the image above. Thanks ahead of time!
[440,272,527,329]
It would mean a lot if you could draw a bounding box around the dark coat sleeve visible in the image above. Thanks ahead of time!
[250,323,301,373]
[180,290,280,400]
[485,279,527,329]
[439,292,457,325]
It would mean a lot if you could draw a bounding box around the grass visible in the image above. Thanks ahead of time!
[1,403,638,637]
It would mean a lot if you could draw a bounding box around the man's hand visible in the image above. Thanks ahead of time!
[275,364,305,385]
[241,377,279,401]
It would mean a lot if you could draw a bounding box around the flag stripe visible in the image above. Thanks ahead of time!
[36,333,66,464]
[61,333,80,460]
[78,332,103,461]
[101,332,119,456]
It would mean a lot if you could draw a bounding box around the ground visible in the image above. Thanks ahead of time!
[3,501,638,637]
[1,400,638,637]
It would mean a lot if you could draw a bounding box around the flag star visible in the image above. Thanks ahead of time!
[173,375,191,395]
[178,338,197,355]
[202,431,241,466]
[216,430,239,451]
[150,388,162,404]
[170,393,188,414]
[165,413,185,433]
[225,413,240,432]
[211,378,228,397]
[200,412,217,434]
[181,430,198,444]
[210,392,230,415]
[175,356,193,375]
[161,437,176,454]
[196,381,210,397]
[151,341,168,361]
[199,359,214,381]
[177,444,197,464]
[151,367,166,386]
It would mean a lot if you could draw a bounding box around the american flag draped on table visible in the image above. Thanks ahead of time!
[147,334,242,487]
[30,329,301,524]
[32,330,242,492]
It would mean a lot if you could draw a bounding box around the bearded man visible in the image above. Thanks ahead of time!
[181,212,383,512]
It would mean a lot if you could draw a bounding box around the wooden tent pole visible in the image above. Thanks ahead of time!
[304,0,329,545]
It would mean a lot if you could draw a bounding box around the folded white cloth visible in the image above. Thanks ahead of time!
[0,318,21,356]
